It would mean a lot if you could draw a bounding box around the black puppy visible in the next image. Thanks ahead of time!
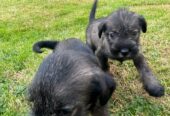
[28,38,116,116]
[86,0,164,97]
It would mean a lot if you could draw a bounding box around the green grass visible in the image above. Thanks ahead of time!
[0,0,170,115]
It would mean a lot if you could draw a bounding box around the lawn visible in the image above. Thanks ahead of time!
[0,0,170,115]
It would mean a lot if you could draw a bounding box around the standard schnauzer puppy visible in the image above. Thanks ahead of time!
[28,38,116,116]
[86,0,164,97]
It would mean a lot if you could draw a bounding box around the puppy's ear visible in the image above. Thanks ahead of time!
[99,73,116,105]
[89,73,116,107]
[98,22,107,38]
[89,79,102,108]
[138,15,147,33]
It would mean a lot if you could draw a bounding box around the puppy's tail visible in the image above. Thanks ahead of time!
[89,0,98,23]
[33,40,58,53]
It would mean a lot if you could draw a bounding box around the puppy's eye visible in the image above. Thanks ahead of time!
[60,106,73,114]
[109,31,119,38]
[131,30,138,36]
[62,109,71,114]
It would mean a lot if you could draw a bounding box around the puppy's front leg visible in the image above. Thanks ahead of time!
[94,39,109,71]
[133,53,164,97]
[95,51,109,71]
[91,104,109,116]
[98,55,109,72]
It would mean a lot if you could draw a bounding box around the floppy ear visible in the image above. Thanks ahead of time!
[89,79,102,108]
[138,15,147,33]
[99,73,116,105]
[89,73,116,107]
[98,22,107,38]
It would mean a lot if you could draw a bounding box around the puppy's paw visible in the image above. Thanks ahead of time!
[144,83,164,97]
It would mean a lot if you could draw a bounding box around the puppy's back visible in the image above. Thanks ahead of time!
[55,38,93,55]
[28,43,101,115]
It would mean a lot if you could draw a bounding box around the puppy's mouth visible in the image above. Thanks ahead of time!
[115,55,133,62]
[107,47,139,62]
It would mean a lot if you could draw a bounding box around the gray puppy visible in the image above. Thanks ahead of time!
[86,0,164,97]
[28,38,116,116]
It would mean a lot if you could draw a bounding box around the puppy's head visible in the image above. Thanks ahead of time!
[29,81,88,116]
[98,8,147,62]
[29,69,115,116]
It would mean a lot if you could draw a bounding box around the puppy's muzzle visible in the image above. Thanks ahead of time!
[111,43,139,60]
[120,48,129,57]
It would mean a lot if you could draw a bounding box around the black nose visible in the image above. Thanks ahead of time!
[120,48,129,56]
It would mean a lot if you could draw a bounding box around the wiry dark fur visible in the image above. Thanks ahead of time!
[33,40,58,53]
[28,38,116,116]
[86,0,164,97]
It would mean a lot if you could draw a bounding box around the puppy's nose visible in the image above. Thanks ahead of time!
[120,48,129,56]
